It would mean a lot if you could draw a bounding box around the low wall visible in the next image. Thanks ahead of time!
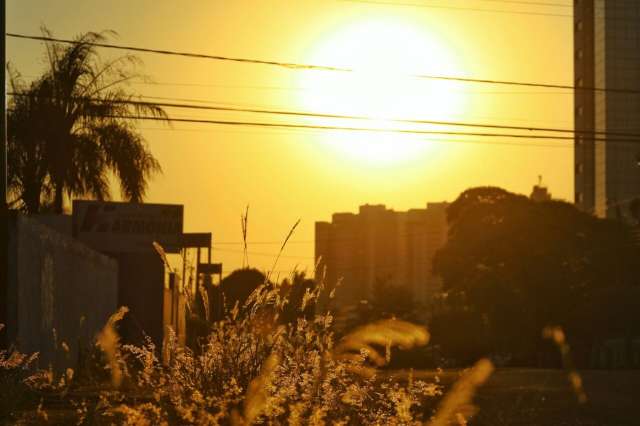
[7,214,118,372]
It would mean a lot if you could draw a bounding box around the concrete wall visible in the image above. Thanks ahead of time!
[32,214,73,236]
[7,213,118,372]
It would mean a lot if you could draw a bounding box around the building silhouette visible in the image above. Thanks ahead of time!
[315,202,448,310]
[530,176,552,202]
[574,1,640,221]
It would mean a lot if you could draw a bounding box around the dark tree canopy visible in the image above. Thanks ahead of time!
[219,268,267,313]
[279,272,316,323]
[8,29,168,213]
[433,186,640,364]
[203,269,318,324]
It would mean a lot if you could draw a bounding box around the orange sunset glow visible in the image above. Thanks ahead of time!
[7,1,574,273]
[5,1,640,424]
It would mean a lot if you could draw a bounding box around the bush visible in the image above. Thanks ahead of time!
[105,281,440,424]
[0,328,40,421]
[4,277,495,425]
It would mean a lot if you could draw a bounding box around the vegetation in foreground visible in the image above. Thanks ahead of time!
[0,274,495,425]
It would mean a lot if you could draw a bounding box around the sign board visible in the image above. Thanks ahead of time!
[73,200,183,253]
[178,233,212,248]
[198,263,222,275]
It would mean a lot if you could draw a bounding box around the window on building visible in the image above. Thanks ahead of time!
[576,162,584,174]
[576,191,584,204]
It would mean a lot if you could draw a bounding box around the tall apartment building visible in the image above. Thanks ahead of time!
[315,203,448,309]
[574,1,640,221]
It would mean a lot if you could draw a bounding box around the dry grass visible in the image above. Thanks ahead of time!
[1,272,498,425]
[0,223,495,425]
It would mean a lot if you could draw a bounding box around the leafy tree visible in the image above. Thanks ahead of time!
[433,186,639,364]
[360,279,422,323]
[8,29,167,213]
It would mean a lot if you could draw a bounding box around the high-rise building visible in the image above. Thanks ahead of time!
[574,1,640,221]
[315,202,448,309]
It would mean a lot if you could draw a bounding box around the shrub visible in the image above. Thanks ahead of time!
[0,325,40,421]
[103,280,441,424]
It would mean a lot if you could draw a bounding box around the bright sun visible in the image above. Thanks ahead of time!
[299,19,467,166]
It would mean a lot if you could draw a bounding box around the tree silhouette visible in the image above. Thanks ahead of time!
[280,271,316,323]
[433,186,640,365]
[8,28,168,213]
[7,69,53,212]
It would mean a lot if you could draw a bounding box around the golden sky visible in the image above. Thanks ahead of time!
[8,0,574,274]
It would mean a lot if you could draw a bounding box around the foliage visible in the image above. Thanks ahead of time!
[211,268,268,321]
[7,69,54,212]
[353,279,423,326]
[7,28,167,213]
[327,279,436,370]
[428,309,490,367]
[82,279,444,424]
[0,329,40,421]
[0,263,506,425]
[433,186,640,364]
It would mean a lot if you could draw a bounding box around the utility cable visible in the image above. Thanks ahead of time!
[8,32,640,95]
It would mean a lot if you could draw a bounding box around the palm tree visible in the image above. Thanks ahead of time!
[7,69,53,213]
[8,28,168,213]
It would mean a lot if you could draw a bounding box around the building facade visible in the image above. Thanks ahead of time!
[315,203,448,309]
[574,0,640,221]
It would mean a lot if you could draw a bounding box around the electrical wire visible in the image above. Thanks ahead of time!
[9,92,640,141]
[340,0,572,18]
[8,32,640,95]
[86,113,640,145]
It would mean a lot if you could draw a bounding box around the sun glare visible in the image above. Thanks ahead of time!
[299,19,467,166]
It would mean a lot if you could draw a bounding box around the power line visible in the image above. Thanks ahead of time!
[124,80,581,95]
[140,127,573,149]
[111,93,577,128]
[215,241,314,245]
[5,100,631,144]
[214,247,315,260]
[340,0,572,18]
[6,107,573,149]
[8,32,640,96]
[6,32,346,71]
[86,98,640,139]
[138,123,574,148]
[9,92,640,141]
[342,0,640,23]
[90,113,636,143]
[18,73,581,95]
[476,0,571,7]
[130,94,576,127]
[119,114,640,145]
